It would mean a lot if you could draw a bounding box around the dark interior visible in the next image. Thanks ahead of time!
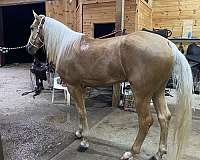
[94,23,115,38]
[2,2,46,64]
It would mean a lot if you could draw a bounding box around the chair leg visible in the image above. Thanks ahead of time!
[67,90,70,106]
[64,90,67,103]
[52,88,55,103]
[64,89,70,106]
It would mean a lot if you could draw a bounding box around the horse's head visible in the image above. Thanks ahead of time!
[26,11,45,55]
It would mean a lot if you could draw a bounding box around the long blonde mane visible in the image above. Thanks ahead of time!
[43,17,83,69]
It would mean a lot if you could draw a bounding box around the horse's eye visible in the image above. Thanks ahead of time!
[30,26,34,30]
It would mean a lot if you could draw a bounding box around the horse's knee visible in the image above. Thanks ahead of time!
[147,116,154,127]
[139,115,154,131]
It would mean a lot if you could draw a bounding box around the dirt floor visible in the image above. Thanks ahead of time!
[0,64,200,160]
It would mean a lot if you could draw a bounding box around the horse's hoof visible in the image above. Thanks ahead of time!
[75,129,83,139]
[77,140,89,152]
[120,152,133,160]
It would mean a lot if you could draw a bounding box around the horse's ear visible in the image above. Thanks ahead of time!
[33,10,39,19]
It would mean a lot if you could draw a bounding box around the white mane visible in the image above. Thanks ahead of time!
[43,17,83,69]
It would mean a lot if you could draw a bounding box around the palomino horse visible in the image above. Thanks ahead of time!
[26,12,193,160]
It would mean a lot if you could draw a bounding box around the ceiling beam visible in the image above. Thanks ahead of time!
[0,0,44,6]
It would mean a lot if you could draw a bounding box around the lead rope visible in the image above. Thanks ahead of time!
[0,45,27,53]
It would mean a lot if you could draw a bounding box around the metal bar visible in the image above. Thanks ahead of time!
[121,0,125,31]
[0,134,4,160]
[169,38,200,43]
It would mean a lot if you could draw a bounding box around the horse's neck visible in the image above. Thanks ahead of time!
[43,20,83,69]
[46,34,83,70]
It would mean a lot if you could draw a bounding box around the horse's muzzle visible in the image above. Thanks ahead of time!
[26,44,37,55]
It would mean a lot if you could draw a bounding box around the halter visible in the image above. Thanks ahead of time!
[29,16,45,49]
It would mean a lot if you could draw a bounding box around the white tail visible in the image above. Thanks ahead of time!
[168,41,193,160]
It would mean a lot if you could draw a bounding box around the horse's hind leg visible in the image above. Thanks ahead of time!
[131,94,154,154]
[152,89,171,159]
[121,92,153,160]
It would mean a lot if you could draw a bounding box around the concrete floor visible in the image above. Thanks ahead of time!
[0,64,200,160]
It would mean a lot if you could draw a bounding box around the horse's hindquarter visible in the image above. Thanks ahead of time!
[121,31,173,93]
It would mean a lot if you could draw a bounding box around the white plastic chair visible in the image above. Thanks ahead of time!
[52,77,70,106]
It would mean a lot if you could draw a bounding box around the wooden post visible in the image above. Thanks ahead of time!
[112,0,125,108]
[0,7,5,67]
[0,134,4,160]
[135,0,140,31]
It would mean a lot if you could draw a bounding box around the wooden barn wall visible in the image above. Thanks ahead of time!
[45,0,153,36]
[82,1,116,37]
[137,0,152,31]
[82,0,138,37]
[152,0,200,38]
[45,0,75,29]
[124,0,137,33]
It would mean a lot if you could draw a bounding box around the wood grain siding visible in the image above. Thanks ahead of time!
[138,0,152,30]
[45,0,153,36]
[82,1,116,37]
[152,0,200,38]
[82,0,115,5]
[82,0,139,36]
[46,0,75,29]
[124,0,137,33]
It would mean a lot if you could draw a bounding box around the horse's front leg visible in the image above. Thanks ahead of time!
[68,85,89,152]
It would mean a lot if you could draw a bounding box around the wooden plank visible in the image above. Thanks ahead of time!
[82,0,115,5]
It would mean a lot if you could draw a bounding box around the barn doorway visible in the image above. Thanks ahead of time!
[94,23,115,38]
[1,2,45,65]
